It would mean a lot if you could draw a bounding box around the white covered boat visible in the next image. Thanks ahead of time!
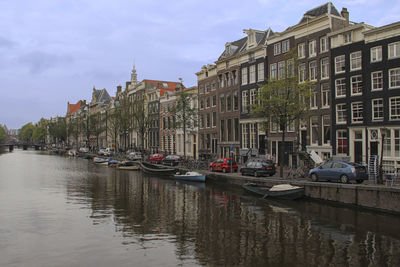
[174,171,206,182]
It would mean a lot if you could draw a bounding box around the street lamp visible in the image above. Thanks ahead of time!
[378,127,389,184]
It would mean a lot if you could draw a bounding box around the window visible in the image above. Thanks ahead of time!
[309,61,317,81]
[299,64,306,83]
[383,130,392,156]
[241,68,248,85]
[200,98,204,109]
[321,83,330,108]
[282,40,290,53]
[351,102,363,123]
[249,52,255,62]
[250,89,257,105]
[270,63,277,80]
[320,37,328,53]
[351,75,362,95]
[227,119,232,141]
[274,43,281,55]
[212,112,217,127]
[371,46,382,62]
[233,70,238,85]
[220,120,225,141]
[234,91,239,111]
[310,116,319,145]
[200,114,204,129]
[309,40,317,57]
[287,59,294,77]
[335,55,345,73]
[389,42,400,59]
[242,91,248,113]
[287,120,295,132]
[270,119,277,132]
[298,43,305,58]
[344,32,352,43]
[278,61,285,79]
[371,71,383,91]
[225,72,231,87]
[257,63,264,82]
[220,94,225,112]
[206,83,211,93]
[372,99,383,121]
[206,113,210,128]
[310,87,317,109]
[321,58,329,79]
[322,115,330,145]
[395,130,400,157]
[212,95,216,107]
[226,93,231,112]
[199,85,204,94]
[390,97,400,120]
[242,124,248,148]
[249,65,256,84]
[335,78,346,97]
[336,103,347,124]
[389,68,400,88]
[206,96,210,108]
[211,80,216,90]
[250,123,257,148]
[219,74,224,88]
[350,51,362,71]
[337,130,348,154]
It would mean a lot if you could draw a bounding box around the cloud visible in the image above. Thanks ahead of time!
[18,51,74,74]
[0,36,15,49]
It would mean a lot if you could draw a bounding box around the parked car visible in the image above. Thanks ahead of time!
[308,161,368,184]
[149,153,165,164]
[127,151,142,161]
[79,147,89,153]
[98,148,110,156]
[162,155,182,166]
[209,158,238,173]
[240,160,276,177]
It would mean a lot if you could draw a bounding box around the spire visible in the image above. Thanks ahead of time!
[131,61,138,85]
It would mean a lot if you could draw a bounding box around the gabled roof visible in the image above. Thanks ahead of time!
[67,100,82,115]
[218,37,247,61]
[299,2,341,24]
[91,88,112,107]
[142,79,181,97]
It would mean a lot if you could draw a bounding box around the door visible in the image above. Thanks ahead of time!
[370,142,378,156]
[193,144,196,160]
[301,130,307,151]
[354,141,362,163]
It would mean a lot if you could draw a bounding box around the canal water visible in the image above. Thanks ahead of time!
[1,150,400,267]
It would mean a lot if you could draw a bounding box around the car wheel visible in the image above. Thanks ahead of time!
[340,174,349,184]
[222,168,226,173]
[311,173,318,182]
[269,173,274,177]
[356,179,364,184]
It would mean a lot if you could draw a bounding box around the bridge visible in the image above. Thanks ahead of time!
[0,142,46,152]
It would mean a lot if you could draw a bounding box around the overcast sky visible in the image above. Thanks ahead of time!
[0,0,399,129]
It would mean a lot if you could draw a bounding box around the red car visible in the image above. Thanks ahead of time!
[209,158,238,173]
[149,153,164,164]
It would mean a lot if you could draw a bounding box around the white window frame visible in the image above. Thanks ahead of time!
[390,97,400,120]
[371,71,383,91]
[335,55,345,74]
[371,46,382,62]
[321,83,330,108]
[351,102,363,123]
[335,78,346,98]
[299,64,306,83]
[337,130,348,155]
[310,87,317,110]
[351,75,362,96]
[274,43,281,55]
[249,65,256,84]
[336,103,347,124]
[372,98,383,121]
[278,61,285,79]
[257,63,264,82]
[242,91,248,113]
[320,36,328,53]
[344,32,352,44]
[310,116,319,145]
[282,40,290,53]
[241,68,248,85]
[389,68,400,89]
[250,89,257,105]
[389,42,400,59]
[321,57,329,80]
[309,40,317,58]
[298,43,305,59]
[309,61,317,81]
[270,63,277,80]
[350,51,362,71]
[241,124,248,149]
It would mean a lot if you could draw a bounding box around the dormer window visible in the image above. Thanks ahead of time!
[249,33,255,44]
[344,32,352,44]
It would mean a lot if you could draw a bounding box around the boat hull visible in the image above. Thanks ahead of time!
[174,175,206,182]
[242,183,304,200]
[140,162,176,176]
[117,166,140,171]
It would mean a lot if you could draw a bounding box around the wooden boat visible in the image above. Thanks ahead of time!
[140,161,176,176]
[93,157,108,164]
[242,183,304,200]
[117,165,140,170]
[174,171,206,182]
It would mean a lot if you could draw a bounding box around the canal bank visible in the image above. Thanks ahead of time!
[203,170,400,215]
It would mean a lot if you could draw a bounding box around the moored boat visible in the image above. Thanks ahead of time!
[140,161,176,176]
[174,171,206,182]
[242,183,304,200]
[93,157,108,164]
[117,161,140,170]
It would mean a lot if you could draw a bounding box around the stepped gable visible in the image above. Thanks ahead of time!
[67,100,82,115]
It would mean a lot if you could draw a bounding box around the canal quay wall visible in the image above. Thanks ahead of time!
[203,170,400,215]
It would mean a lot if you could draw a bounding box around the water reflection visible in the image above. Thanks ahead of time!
[1,150,400,266]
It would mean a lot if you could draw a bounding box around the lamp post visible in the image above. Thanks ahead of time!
[378,127,388,184]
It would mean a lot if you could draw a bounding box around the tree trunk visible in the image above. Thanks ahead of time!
[279,129,286,178]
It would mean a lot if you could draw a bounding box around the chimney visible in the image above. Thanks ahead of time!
[117,85,122,94]
[341,7,349,23]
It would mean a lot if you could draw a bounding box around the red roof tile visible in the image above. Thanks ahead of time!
[67,100,82,115]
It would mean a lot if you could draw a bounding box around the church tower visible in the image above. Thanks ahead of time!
[130,62,138,86]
